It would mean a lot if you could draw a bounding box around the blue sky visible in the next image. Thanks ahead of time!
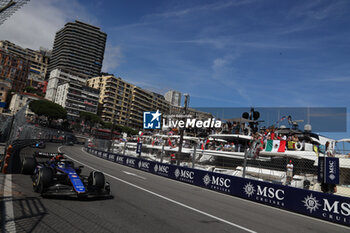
[1,0,350,138]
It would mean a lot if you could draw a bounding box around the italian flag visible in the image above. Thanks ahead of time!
[265,140,286,152]
[168,138,173,147]
[201,139,210,150]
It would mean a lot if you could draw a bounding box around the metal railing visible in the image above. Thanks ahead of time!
[89,139,350,198]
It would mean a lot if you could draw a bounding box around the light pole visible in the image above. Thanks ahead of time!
[177,94,189,166]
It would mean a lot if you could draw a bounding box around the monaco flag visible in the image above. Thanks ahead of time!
[265,140,286,152]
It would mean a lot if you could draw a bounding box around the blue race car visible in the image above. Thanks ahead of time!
[21,152,110,198]
[31,141,46,149]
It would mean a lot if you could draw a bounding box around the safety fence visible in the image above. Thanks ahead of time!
[0,103,75,173]
[0,138,65,174]
[85,147,350,227]
[0,103,75,145]
[89,139,350,198]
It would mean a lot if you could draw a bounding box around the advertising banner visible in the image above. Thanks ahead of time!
[318,157,340,184]
[136,142,142,155]
[108,153,115,161]
[325,157,340,184]
[87,148,350,226]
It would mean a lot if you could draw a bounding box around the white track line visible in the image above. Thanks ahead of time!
[4,174,17,233]
[76,146,350,230]
[58,146,257,233]
[122,171,146,180]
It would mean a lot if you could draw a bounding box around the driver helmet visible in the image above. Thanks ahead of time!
[57,161,65,168]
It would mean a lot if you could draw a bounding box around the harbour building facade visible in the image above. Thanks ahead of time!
[165,90,181,107]
[0,49,30,92]
[0,40,51,80]
[54,82,99,120]
[87,74,170,129]
[87,74,133,125]
[45,68,87,102]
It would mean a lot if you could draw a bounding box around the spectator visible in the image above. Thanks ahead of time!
[286,160,293,185]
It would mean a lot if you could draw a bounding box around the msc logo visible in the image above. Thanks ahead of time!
[138,161,150,170]
[126,158,135,166]
[154,164,169,174]
[203,174,231,188]
[115,156,124,164]
[143,110,161,129]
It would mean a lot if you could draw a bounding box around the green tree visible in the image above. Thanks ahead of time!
[24,86,44,97]
[101,121,137,136]
[79,111,102,132]
[24,86,36,93]
[29,100,67,122]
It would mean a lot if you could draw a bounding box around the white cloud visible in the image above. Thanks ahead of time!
[319,77,350,82]
[170,38,229,49]
[102,44,123,72]
[211,54,236,81]
[0,0,98,50]
[210,54,251,103]
[287,0,347,21]
[146,0,256,19]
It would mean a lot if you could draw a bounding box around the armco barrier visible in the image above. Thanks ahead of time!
[85,147,350,227]
[1,139,65,174]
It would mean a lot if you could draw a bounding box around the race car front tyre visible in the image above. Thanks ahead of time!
[37,167,53,194]
[88,171,105,189]
[21,157,36,175]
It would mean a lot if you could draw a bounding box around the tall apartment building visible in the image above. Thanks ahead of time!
[87,74,133,125]
[0,80,12,113]
[129,87,169,129]
[45,68,87,101]
[0,40,50,93]
[129,86,155,128]
[48,20,107,78]
[0,49,30,92]
[169,105,213,120]
[151,92,170,115]
[0,40,51,78]
[164,90,181,107]
[87,74,170,129]
[54,82,99,120]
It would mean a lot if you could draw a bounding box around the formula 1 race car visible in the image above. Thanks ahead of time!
[21,152,110,198]
[30,141,46,149]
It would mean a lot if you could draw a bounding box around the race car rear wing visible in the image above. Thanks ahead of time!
[34,152,64,158]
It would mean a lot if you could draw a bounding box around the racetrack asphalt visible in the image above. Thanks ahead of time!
[1,143,349,233]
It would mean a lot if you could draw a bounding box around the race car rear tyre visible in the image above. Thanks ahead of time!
[88,171,105,189]
[37,179,45,194]
[37,167,53,194]
[21,157,36,175]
